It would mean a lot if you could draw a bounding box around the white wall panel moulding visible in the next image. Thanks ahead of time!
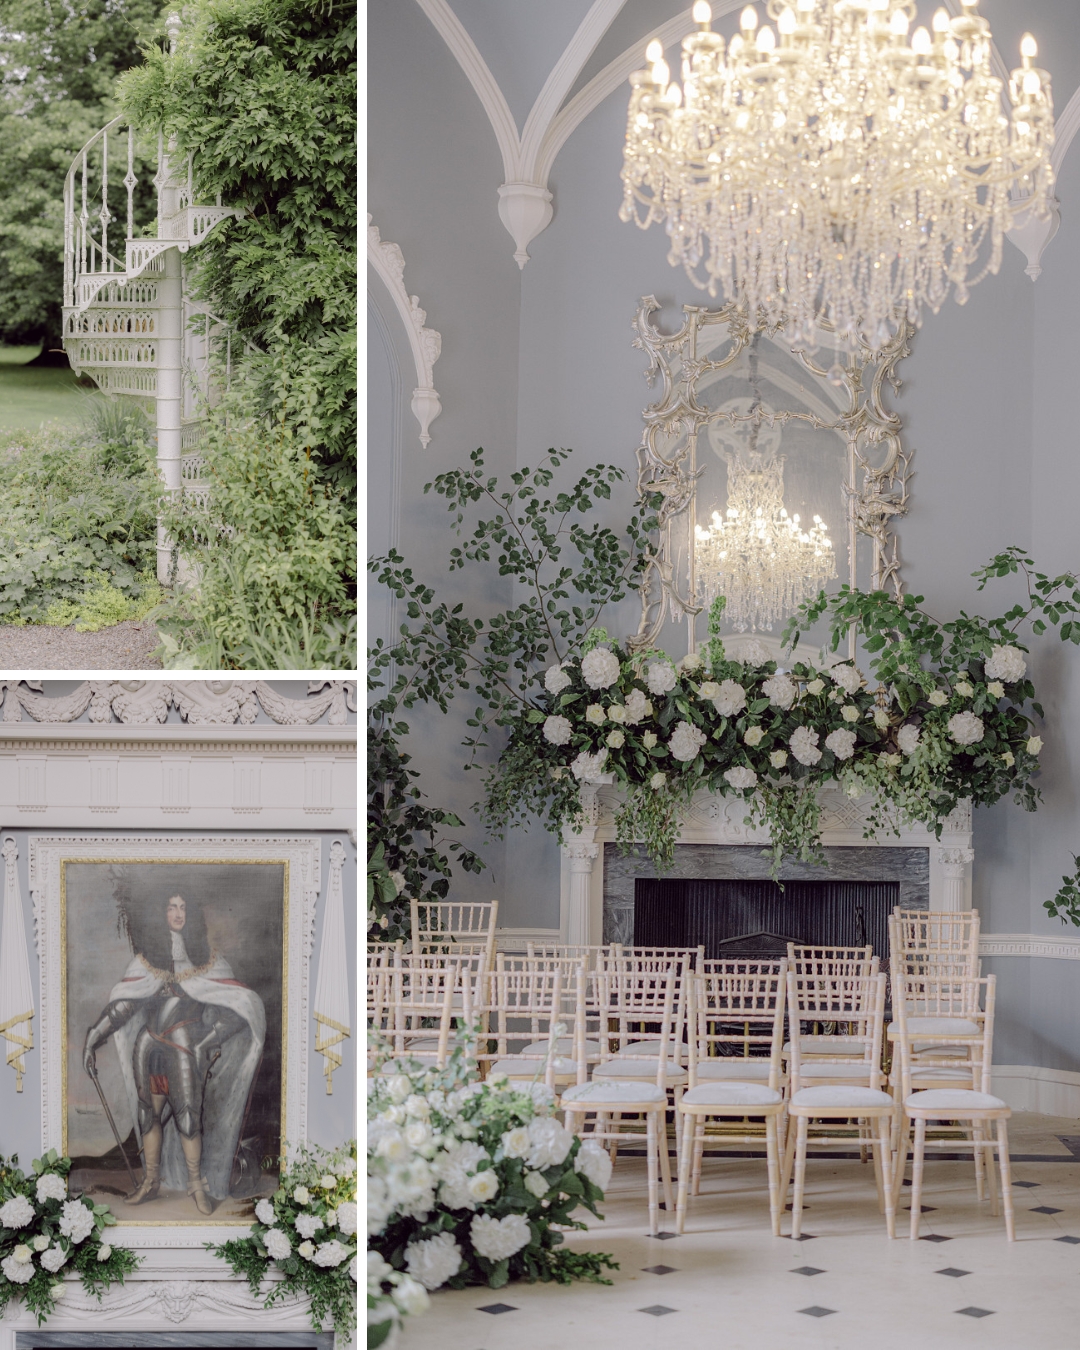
[980,932,1080,960]
[992,1064,1080,1120]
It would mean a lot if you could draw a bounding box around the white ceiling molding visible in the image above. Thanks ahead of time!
[417,0,627,267]
[367,216,442,448]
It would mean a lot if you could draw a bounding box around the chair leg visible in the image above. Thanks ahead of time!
[609,1112,622,1164]
[645,1112,659,1237]
[984,1123,999,1217]
[870,1120,885,1212]
[781,1112,798,1215]
[657,1108,675,1216]
[892,1119,910,1210]
[997,1119,1015,1242]
[692,1126,705,1197]
[766,1114,781,1237]
[675,1112,694,1235]
[909,1118,927,1240]
[879,1115,896,1239]
[972,1121,986,1202]
[791,1116,809,1241]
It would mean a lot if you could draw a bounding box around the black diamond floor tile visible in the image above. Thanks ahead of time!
[641,1265,678,1275]
[783,1233,818,1240]
[638,1305,677,1317]
[1055,1235,1080,1244]
[919,1234,953,1243]
[903,1205,937,1212]
[785,1203,810,1210]
[1031,1205,1064,1214]
[798,1306,837,1318]
[650,1231,679,1240]
[791,1266,825,1276]
[956,1307,995,1319]
[935,1268,971,1279]
[1013,1179,1040,1188]
[478,1303,519,1315]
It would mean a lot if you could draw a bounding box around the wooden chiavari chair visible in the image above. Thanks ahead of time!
[475,955,577,1094]
[410,897,499,971]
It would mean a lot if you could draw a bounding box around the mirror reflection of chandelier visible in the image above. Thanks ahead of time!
[620,1,1055,348]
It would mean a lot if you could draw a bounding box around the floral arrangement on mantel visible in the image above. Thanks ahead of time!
[0,1150,139,1325]
[207,1141,357,1335]
[367,1037,616,1347]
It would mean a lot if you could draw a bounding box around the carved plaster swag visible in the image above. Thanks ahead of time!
[0,680,356,726]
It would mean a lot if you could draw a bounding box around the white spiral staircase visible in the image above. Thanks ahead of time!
[63,117,241,581]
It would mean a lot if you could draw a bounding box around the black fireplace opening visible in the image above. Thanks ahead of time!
[633,878,901,962]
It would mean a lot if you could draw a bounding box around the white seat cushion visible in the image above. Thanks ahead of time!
[523,1038,601,1058]
[594,1058,688,1082]
[682,1083,782,1108]
[783,1037,863,1056]
[490,1056,580,1078]
[796,1060,875,1078]
[790,1085,894,1109]
[620,1039,681,1055]
[890,1064,974,1085]
[904,1089,1007,1112]
[407,1036,461,1053]
[891,1017,980,1038]
[694,1059,774,1081]
[561,1080,666,1106]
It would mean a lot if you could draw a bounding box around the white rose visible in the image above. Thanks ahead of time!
[544,664,572,695]
[32,1235,48,1252]
[1,1255,33,1284]
[96,1244,112,1262]
[570,748,608,780]
[607,703,627,723]
[897,724,920,755]
[806,678,825,696]
[1001,750,1015,767]
[405,1231,462,1290]
[743,725,765,746]
[762,674,797,710]
[470,1213,531,1262]
[264,1227,291,1260]
[954,680,974,698]
[841,704,860,722]
[712,679,747,717]
[574,1140,614,1191]
[879,752,903,767]
[467,1170,500,1202]
[542,714,572,745]
[770,749,788,768]
[36,1173,68,1204]
[405,1094,429,1118]
[298,1240,315,1260]
[987,681,1005,699]
[40,1245,68,1273]
[679,652,704,673]
[388,1076,411,1104]
[526,1117,573,1169]
[669,720,707,763]
[51,1284,66,1299]
[724,766,757,790]
[984,645,1027,684]
[624,688,651,723]
[606,729,625,749]
[501,1127,530,1158]
[650,771,667,790]
[295,1212,324,1240]
[389,870,406,895]
[948,711,985,746]
[831,664,863,694]
[927,690,948,707]
[524,1170,549,1198]
[872,708,890,729]
[320,1168,338,1189]
[642,731,658,749]
[12,1244,32,1264]
[0,1194,35,1229]
[646,661,678,696]
[405,1122,430,1149]
[336,1201,357,1236]
[581,647,621,690]
[391,1273,431,1317]
[824,728,857,760]
[789,726,822,766]
[585,703,606,724]
[312,1239,350,1268]
[697,681,721,701]
[1027,735,1043,754]
[58,1199,93,1245]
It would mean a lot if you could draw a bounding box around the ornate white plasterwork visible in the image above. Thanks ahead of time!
[30,834,321,1250]
[0,679,355,725]
[367,215,441,446]
[979,933,1080,960]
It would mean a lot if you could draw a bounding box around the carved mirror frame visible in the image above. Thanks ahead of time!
[628,297,914,656]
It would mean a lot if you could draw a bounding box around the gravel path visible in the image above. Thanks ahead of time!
[0,621,162,670]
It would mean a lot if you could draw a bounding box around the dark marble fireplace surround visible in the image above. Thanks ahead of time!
[603,843,930,952]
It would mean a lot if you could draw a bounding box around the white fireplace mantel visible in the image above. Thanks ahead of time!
[558,782,973,947]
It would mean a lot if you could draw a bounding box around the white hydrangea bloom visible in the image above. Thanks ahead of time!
[762,674,797,710]
[58,1199,93,1245]
[313,1239,350,1268]
[435,1141,490,1211]
[824,728,857,760]
[581,647,621,690]
[0,1194,35,1229]
[254,1198,275,1225]
[790,726,822,766]
[336,1201,357,1236]
[1,1255,33,1284]
[36,1174,67,1204]
[984,645,1027,684]
[739,640,770,666]
[391,1274,430,1317]
[574,1140,614,1191]
[40,1246,67,1273]
[544,664,572,695]
[295,1212,324,1240]
[897,724,921,755]
[712,680,748,717]
[470,1213,531,1262]
[624,688,651,724]
[264,1228,291,1260]
[570,749,608,781]
[526,1117,573,1169]
[830,664,863,694]
[542,715,572,746]
[947,712,985,746]
[646,661,677,696]
[669,721,707,763]
[927,690,948,707]
[405,1231,463,1290]
[724,766,757,790]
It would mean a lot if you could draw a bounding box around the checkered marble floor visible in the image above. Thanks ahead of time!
[397,1113,1080,1349]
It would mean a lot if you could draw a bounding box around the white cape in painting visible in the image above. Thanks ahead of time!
[108,954,266,1200]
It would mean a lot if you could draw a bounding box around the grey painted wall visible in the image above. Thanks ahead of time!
[368,0,1080,1071]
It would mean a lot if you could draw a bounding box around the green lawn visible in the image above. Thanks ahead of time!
[0,345,89,431]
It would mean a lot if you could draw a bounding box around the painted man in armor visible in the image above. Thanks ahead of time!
[83,893,265,1216]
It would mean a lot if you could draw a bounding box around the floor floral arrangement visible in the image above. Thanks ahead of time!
[0,1149,139,1325]
[367,1038,617,1348]
[207,1141,357,1336]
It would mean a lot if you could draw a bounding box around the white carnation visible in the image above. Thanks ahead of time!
[897,724,921,755]
[570,748,608,781]
[743,725,764,746]
[336,1201,357,1236]
[542,714,572,746]
[470,1213,531,1262]
[1,1255,33,1284]
[724,766,757,790]
[574,1140,613,1191]
[526,1116,574,1169]
[40,1245,68,1273]
[467,1170,500,1202]
[646,661,677,696]
[669,720,707,763]
[264,1228,291,1260]
[524,1170,549,1198]
[790,725,822,766]
[624,688,651,724]
[984,645,1026,684]
[581,647,621,690]
[948,711,985,746]
[58,1199,93,1245]
[313,1239,350,1268]
[824,728,857,760]
[831,664,863,694]
[295,1212,324,1240]
[712,679,747,717]
[36,1174,67,1204]
[405,1231,463,1290]
[762,674,797,710]
[0,1194,34,1229]
[392,1273,431,1317]
[544,664,572,695]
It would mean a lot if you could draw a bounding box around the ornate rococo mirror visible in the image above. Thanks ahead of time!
[628,298,914,660]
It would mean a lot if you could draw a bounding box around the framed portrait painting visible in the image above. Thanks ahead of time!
[31,835,320,1246]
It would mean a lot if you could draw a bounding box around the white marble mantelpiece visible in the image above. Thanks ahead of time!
[559,782,973,946]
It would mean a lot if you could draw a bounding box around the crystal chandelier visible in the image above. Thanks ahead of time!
[621,1,1055,347]
[695,457,836,631]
